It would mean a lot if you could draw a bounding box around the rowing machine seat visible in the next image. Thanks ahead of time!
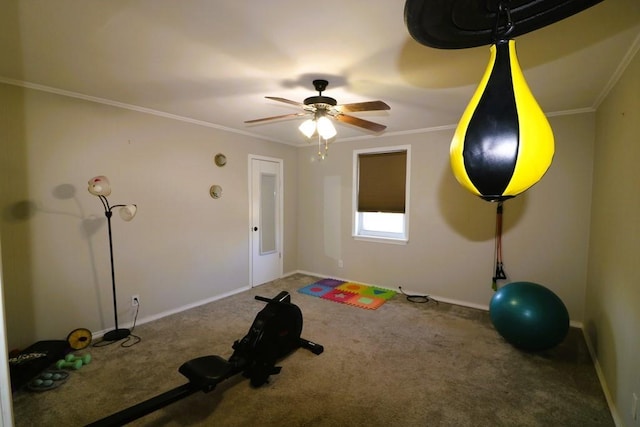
[178,355,233,392]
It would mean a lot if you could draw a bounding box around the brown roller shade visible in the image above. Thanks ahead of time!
[358,150,407,213]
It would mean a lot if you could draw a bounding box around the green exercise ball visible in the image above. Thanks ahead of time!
[489,281,569,351]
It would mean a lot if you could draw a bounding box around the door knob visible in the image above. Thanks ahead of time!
[253,226,258,231]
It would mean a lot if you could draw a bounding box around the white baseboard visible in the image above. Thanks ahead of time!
[291,270,585,323]
[92,270,313,339]
[295,269,489,310]
[582,329,623,427]
[99,270,587,338]
[91,285,252,340]
[281,270,300,278]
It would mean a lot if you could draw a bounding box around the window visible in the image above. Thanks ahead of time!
[352,146,410,243]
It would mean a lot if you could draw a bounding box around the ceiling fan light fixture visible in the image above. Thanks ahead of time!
[247,79,389,151]
[299,118,316,138]
[316,116,337,139]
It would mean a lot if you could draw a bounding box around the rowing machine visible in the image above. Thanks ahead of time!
[86,291,323,427]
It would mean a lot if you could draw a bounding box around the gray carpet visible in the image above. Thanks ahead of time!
[12,274,613,426]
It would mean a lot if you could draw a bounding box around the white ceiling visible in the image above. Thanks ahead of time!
[2,0,639,146]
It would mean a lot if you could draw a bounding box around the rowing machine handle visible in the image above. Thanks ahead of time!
[300,338,324,355]
[255,291,291,304]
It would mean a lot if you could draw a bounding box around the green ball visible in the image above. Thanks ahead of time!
[490,281,569,351]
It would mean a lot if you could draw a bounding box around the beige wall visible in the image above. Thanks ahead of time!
[1,58,636,424]
[297,113,595,321]
[0,80,601,348]
[0,83,298,350]
[585,49,640,426]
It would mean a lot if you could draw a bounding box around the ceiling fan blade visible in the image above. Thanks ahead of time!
[335,100,390,113]
[334,114,387,132]
[244,112,307,124]
[265,96,306,108]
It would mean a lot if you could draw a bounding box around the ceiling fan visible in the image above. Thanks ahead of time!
[244,79,390,135]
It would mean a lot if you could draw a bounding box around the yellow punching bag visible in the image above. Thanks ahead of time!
[450,39,554,202]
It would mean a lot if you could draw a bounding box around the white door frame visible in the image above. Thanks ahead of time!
[0,239,15,426]
[248,155,284,287]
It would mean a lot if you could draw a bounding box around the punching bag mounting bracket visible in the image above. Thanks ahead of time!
[404,0,604,49]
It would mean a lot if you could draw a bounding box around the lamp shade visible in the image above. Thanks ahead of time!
[88,176,112,196]
[119,205,137,221]
[299,119,316,138]
[316,116,337,139]
[450,40,554,202]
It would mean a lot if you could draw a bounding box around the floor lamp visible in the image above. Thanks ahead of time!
[88,176,137,342]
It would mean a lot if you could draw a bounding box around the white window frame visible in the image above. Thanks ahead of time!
[352,145,411,244]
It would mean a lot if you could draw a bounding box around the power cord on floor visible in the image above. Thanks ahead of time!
[92,302,142,348]
[122,302,142,348]
[398,286,439,304]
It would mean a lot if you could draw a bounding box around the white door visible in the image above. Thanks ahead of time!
[250,156,283,287]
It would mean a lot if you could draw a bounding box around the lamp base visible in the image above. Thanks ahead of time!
[103,328,130,342]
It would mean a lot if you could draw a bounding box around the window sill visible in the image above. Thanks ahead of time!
[352,235,408,245]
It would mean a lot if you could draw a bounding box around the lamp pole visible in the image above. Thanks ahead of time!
[88,176,136,342]
[99,195,131,342]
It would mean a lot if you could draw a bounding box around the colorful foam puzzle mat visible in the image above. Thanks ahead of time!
[298,278,396,310]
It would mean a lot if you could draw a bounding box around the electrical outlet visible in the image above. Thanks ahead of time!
[633,392,638,421]
[131,295,140,307]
